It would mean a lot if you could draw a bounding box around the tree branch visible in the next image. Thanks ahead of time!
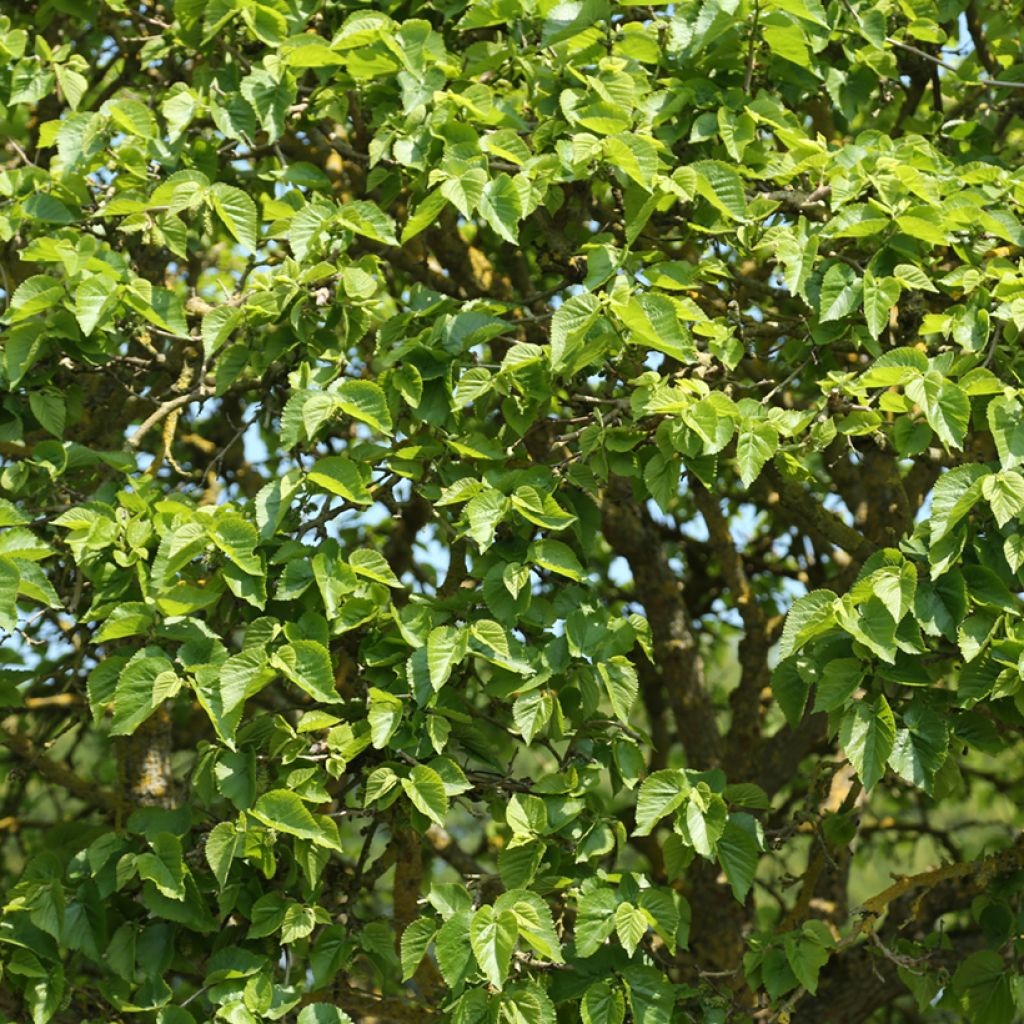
[0,723,119,814]
[601,477,722,768]
[690,478,770,776]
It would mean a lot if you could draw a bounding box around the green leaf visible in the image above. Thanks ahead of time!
[251,790,342,849]
[768,0,829,27]
[75,275,119,335]
[905,371,970,449]
[402,764,449,826]
[0,558,19,632]
[887,703,947,794]
[435,910,474,988]
[465,490,508,551]
[24,192,76,224]
[273,641,341,704]
[617,293,694,362]
[685,791,727,857]
[210,513,262,575]
[0,499,30,528]
[6,275,64,323]
[582,981,626,1024]
[511,486,576,531]
[763,22,811,67]
[550,292,601,374]
[500,982,556,1024]
[716,817,759,901]
[614,902,649,956]
[110,98,156,138]
[982,471,1024,528]
[605,133,659,189]
[337,199,399,246]
[0,528,53,562]
[860,347,929,387]
[208,183,259,251]
[929,464,987,544]
[693,160,748,221]
[137,832,186,901]
[513,691,553,746]
[621,964,675,1024]
[495,890,562,963]
[598,656,638,723]
[297,1006,356,1024]
[778,590,838,659]
[441,167,487,219]
[240,68,290,141]
[335,379,393,434]
[402,188,449,243]
[784,931,831,995]
[401,918,437,981]
[528,539,585,581]
[634,769,689,836]
[953,951,1017,1024]
[307,456,373,505]
[478,173,522,243]
[205,821,243,887]
[818,263,862,322]
[771,657,812,727]
[427,625,468,691]
[575,887,617,957]
[349,548,403,588]
[685,394,736,454]
[812,658,863,713]
[368,687,404,749]
[892,262,939,292]
[469,905,518,989]
[862,271,900,339]
[839,696,895,790]
[987,396,1024,470]
[110,650,181,736]
[28,389,65,438]
[735,420,778,487]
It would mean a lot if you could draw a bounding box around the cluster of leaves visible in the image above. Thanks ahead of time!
[2,0,1024,1022]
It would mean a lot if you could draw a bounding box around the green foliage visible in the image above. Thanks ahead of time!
[2,1,1024,1022]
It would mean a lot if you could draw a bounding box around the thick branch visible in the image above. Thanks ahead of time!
[796,833,1024,1023]
[859,831,1024,920]
[691,479,770,775]
[0,723,119,814]
[760,465,878,567]
[301,987,439,1023]
[601,477,721,768]
[964,1,999,77]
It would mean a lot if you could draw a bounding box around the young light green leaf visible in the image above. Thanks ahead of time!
[528,539,585,581]
[208,183,259,251]
[427,625,468,691]
[862,271,900,339]
[469,905,518,990]
[402,764,448,826]
[735,420,778,487]
[335,379,393,434]
[634,769,689,836]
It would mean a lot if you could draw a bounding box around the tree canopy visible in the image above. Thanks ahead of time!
[2,0,1024,1021]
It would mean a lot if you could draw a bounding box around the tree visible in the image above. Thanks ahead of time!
[2,0,1024,1020]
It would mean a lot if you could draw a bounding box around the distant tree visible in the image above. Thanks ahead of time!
[2,1,1024,1021]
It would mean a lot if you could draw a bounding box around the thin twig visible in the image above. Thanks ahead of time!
[744,0,761,94]
[125,388,206,449]
[886,36,1024,89]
